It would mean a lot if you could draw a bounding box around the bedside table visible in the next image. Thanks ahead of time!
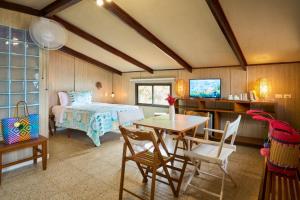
[49,114,56,136]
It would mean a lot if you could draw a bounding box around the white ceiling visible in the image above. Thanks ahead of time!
[66,31,141,72]
[220,0,300,64]
[113,0,239,67]
[57,0,182,71]
[2,0,300,73]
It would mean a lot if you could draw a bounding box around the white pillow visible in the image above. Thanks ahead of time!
[58,92,69,106]
[67,91,92,106]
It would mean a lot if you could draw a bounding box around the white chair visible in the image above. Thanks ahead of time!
[183,115,242,200]
[117,108,153,151]
[118,108,145,127]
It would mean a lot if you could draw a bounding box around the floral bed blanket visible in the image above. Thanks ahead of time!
[55,103,139,146]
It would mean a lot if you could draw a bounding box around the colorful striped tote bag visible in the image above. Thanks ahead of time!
[1,101,39,144]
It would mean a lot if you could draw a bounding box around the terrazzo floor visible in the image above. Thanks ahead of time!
[0,129,264,200]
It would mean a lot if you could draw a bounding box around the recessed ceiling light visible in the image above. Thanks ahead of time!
[96,0,104,6]
[96,0,112,6]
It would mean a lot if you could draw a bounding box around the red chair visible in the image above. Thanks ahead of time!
[247,110,300,176]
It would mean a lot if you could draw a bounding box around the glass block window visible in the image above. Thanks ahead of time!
[0,25,40,140]
[135,83,171,107]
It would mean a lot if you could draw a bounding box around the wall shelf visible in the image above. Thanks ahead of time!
[175,98,276,146]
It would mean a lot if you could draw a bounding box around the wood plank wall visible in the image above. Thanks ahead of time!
[0,9,48,166]
[114,63,300,139]
[48,51,114,109]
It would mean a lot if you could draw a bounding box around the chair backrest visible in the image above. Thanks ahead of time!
[217,115,241,157]
[118,108,144,126]
[185,110,210,139]
[223,115,242,142]
[119,126,162,157]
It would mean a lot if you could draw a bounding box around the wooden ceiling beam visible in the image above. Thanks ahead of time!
[40,0,81,17]
[60,46,122,75]
[0,1,41,16]
[206,0,247,70]
[103,1,193,73]
[51,16,154,73]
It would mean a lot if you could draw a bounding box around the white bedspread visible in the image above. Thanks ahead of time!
[51,102,139,146]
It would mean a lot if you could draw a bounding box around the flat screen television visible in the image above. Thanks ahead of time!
[189,79,221,98]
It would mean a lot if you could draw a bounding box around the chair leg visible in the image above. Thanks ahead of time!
[183,159,199,192]
[195,161,201,176]
[162,163,176,196]
[220,172,225,200]
[150,165,157,200]
[220,160,237,187]
[119,144,127,200]
[220,166,237,187]
[176,159,188,197]
[143,166,150,183]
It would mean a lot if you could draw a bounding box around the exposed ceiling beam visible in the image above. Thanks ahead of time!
[51,16,154,73]
[0,1,41,16]
[40,0,81,17]
[248,60,300,67]
[103,1,193,73]
[206,0,247,70]
[60,46,122,75]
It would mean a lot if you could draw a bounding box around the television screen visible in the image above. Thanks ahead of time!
[189,79,221,98]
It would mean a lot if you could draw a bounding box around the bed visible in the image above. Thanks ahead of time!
[52,102,139,146]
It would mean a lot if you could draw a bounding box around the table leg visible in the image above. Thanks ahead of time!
[190,126,199,149]
[154,128,171,157]
[33,145,37,164]
[53,121,57,134]
[176,158,188,196]
[49,122,53,136]
[42,141,47,170]
[214,112,221,139]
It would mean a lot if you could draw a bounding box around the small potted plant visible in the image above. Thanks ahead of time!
[166,95,176,120]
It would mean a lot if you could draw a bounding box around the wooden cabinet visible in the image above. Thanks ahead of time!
[175,98,276,146]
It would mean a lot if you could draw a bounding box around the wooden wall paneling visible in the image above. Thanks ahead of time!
[0,2,40,17]
[247,63,300,129]
[48,50,115,108]
[74,58,113,103]
[295,65,300,130]
[229,67,247,95]
[0,8,36,29]
[115,63,300,139]
[48,51,75,108]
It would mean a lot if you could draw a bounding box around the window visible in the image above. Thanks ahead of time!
[135,83,172,107]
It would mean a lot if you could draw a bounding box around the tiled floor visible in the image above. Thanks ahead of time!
[0,130,264,200]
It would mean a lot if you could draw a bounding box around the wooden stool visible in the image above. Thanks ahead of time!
[0,136,48,185]
[260,160,300,200]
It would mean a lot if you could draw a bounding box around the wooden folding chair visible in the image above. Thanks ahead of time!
[119,126,187,200]
[118,109,154,151]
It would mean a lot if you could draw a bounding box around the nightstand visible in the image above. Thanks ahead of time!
[49,114,56,136]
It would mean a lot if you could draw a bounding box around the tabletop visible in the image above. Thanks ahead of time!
[134,114,209,133]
